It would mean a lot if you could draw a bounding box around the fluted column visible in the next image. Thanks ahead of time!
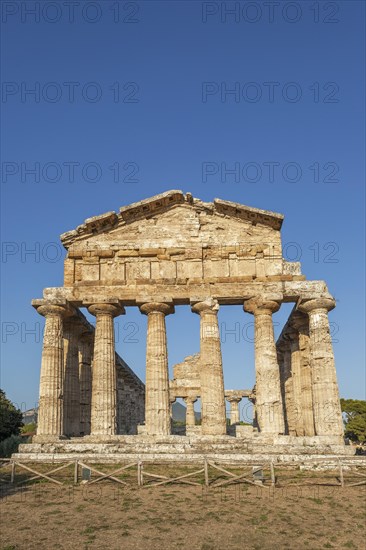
[184,397,197,427]
[299,298,343,439]
[291,312,315,436]
[63,320,82,437]
[244,298,285,434]
[249,393,258,429]
[227,397,241,425]
[277,344,289,433]
[79,332,93,436]
[88,303,124,436]
[192,298,226,435]
[140,302,174,436]
[283,338,297,435]
[287,330,305,436]
[35,304,71,439]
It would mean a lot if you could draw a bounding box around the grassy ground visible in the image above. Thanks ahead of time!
[1,464,365,549]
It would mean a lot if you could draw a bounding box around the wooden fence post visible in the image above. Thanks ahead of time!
[270,461,275,487]
[137,461,141,487]
[74,460,78,484]
[10,461,15,484]
[204,459,209,487]
[339,460,344,487]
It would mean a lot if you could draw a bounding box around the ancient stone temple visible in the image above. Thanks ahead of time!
[17,190,350,461]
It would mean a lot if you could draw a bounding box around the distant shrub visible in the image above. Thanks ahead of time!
[0,435,26,457]
[0,389,23,441]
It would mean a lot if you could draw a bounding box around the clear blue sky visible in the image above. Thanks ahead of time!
[1,0,365,414]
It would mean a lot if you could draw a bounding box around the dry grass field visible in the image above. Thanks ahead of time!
[1,463,365,550]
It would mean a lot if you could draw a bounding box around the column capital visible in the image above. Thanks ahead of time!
[139,302,174,316]
[298,297,335,314]
[191,297,219,315]
[36,303,74,318]
[226,396,242,404]
[88,303,125,317]
[243,298,280,315]
[184,396,198,404]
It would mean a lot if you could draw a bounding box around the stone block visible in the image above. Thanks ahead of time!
[235,425,255,438]
[177,260,203,279]
[126,261,151,280]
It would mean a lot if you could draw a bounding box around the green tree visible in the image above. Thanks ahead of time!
[340,398,366,442]
[0,389,23,442]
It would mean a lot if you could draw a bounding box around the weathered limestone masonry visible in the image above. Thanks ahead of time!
[276,304,344,440]
[16,190,351,462]
[32,305,144,442]
[169,354,253,430]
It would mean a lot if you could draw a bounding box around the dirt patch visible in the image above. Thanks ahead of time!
[1,467,365,550]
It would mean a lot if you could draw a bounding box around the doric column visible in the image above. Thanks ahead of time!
[191,298,226,435]
[63,320,82,437]
[184,397,197,427]
[35,304,71,439]
[291,311,315,436]
[249,393,258,429]
[88,303,124,436]
[78,332,93,436]
[282,340,296,435]
[140,302,174,436]
[244,298,285,434]
[299,298,343,439]
[287,330,305,436]
[227,397,241,425]
[277,343,288,433]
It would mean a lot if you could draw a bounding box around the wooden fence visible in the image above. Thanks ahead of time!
[0,458,365,490]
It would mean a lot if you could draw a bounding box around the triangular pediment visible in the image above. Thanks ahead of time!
[60,190,284,250]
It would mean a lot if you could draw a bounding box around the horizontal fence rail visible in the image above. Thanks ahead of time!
[1,458,365,490]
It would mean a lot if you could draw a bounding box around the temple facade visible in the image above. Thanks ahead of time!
[17,191,348,460]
